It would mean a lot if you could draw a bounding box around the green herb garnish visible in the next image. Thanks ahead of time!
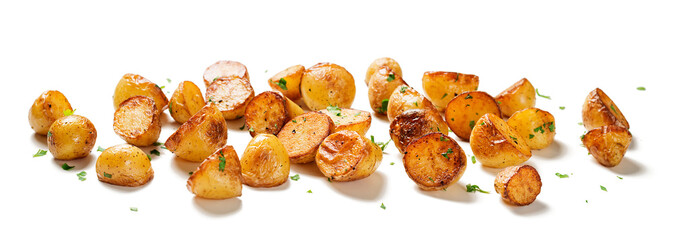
[166,78,172,83]
[529,134,535,139]
[386,73,395,82]
[77,171,87,181]
[33,149,48,158]
[153,142,163,146]
[327,105,342,117]
[390,162,395,165]
[47,131,52,137]
[380,203,386,210]
[441,93,448,99]
[610,104,617,114]
[469,120,475,129]
[290,174,300,181]
[465,94,473,99]
[617,176,623,180]
[275,78,288,90]
[97,146,105,152]
[104,172,112,178]
[440,148,453,159]
[400,86,408,93]
[559,106,566,110]
[249,127,255,133]
[377,99,389,114]
[61,163,75,170]
[307,190,312,193]
[600,185,607,192]
[637,86,646,91]
[536,88,551,99]
[130,207,138,212]
[150,149,160,156]
[471,155,476,164]
[63,109,75,116]
[218,152,226,171]
[466,184,489,194]
[555,173,569,178]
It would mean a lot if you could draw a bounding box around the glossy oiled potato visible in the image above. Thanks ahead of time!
[387,85,436,122]
[240,134,290,188]
[494,165,542,206]
[316,130,382,182]
[112,73,168,111]
[187,145,242,199]
[300,62,356,111]
[368,66,406,115]
[582,88,629,130]
[507,108,556,150]
[495,78,536,117]
[28,90,73,135]
[165,103,228,162]
[206,77,255,120]
[169,81,206,124]
[470,113,531,168]
[582,125,631,167]
[318,107,371,136]
[244,91,302,137]
[445,91,501,140]
[277,111,334,163]
[422,71,479,110]
[113,96,161,147]
[47,115,97,160]
[96,144,153,187]
[389,109,449,154]
[268,65,304,101]
[203,60,249,87]
[364,57,402,86]
[403,133,466,191]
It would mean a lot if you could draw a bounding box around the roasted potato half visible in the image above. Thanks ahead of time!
[28,90,73,135]
[403,133,467,191]
[445,91,501,140]
[470,113,531,168]
[582,125,631,167]
[368,66,406,115]
[244,91,292,136]
[169,81,206,124]
[112,73,168,111]
[47,115,97,160]
[364,57,402,86]
[165,103,228,162]
[387,85,436,122]
[187,145,242,199]
[390,109,449,154]
[495,78,536,117]
[494,165,542,206]
[240,134,290,188]
[113,96,161,147]
[300,62,356,111]
[205,77,255,120]
[277,111,334,163]
[316,130,382,182]
[203,60,250,87]
[318,107,372,136]
[507,108,556,150]
[422,71,479,110]
[268,65,304,101]
[582,88,630,130]
[96,144,153,187]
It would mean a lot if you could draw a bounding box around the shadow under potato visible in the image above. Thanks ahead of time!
[607,157,644,176]
[506,199,549,216]
[534,141,566,159]
[52,154,95,170]
[192,197,242,217]
[32,133,48,148]
[170,155,201,178]
[328,172,386,201]
[416,181,477,203]
[290,162,323,177]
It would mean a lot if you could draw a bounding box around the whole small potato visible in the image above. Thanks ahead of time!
[582,125,631,167]
[582,88,629,130]
[316,130,382,182]
[47,115,97,160]
[507,108,556,150]
[422,71,479,110]
[300,62,356,111]
[112,73,168,111]
[203,60,250,87]
[268,65,305,101]
[368,66,407,115]
[445,91,501,140]
[169,81,206,124]
[96,144,153,187]
[495,78,536,117]
[470,113,531,168]
[240,134,290,188]
[364,57,402,86]
[494,165,542,206]
[387,85,436,122]
[28,90,73,135]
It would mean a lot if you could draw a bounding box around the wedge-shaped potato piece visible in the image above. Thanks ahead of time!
[300,62,356,111]
[203,60,250,87]
[495,78,536,117]
[318,107,371,136]
[403,133,466,191]
[206,77,255,120]
[507,108,556,150]
[244,91,293,136]
[96,144,153,187]
[390,109,449,153]
[368,66,406,115]
[169,81,206,124]
[165,103,228,162]
[364,57,402,86]
[240,134,290,187]
[268,65,304,101]
[582,125,631,167]
[445,91,501,140]
[47,115,97,160]
[387,85,436,122]
[29,90,73,135]
[285,95,304,119]
[582,88,629,130]
[470,113,531,168]
[187,145,242,199]
[494,165,541,206]
[113,96,161,147]
[422,71,479,110]
[277,111,334,163]
[316,130,382,182]
[113,73,168,111]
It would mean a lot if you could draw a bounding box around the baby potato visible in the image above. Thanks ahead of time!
[277,111,334,164]
[112,73,169,111]
[494,165,542,206]
[582,125,631,167]
[28,90,73,135]
[389,109,449,154]
[96,144,153,187]
[244,91,292,137]
[470,113,531,168]
[422,71,479,110]
[165,103,228,162]
[495,78,536,117]
[169,81,206,124]
[205,77,255,120]
[203,60,250,87]
[387,85,436,122]
[284,95,304,119]
[300,62,356,111]
[368,66,407,115]
[47,115,97,160]
[318,107,371,136]
[268,65,304,101]
[507,108,556,150]
[187,145,242,199]
[316,130,382,182]
[403,133,467,191]
[582,88,630,130]
[364,57,402,86]
[113,96,161,147]
[445,91,501,140]
[240,134,290,188]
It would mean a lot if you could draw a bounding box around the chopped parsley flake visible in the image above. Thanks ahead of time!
[471,155,476,164]
[370,135,392,151]
[555,173,569,178]
[130,207,138,212]
[275,78,288,90]
[440,135,449,141]
[466,184,489,194]
[559,106,565,110]
[400,86,408,93]
[465,94,473,99]
[600,185,607,192]
[292,119,297,123]
[441,93,448,99]
[63,109,76,116]
[469,120,475,129]
[153,142,163,146]
[61,163,75,170]
[637,86,646,91]
[166,78,172,83]
[617,176,623,180]
[390,162,395,165]
[535,88,551,99]
[218,152,226,171]
[150,149,160,156]
[290,174,300,181]
[104,172,112,178]
[239,124,246,130]
[377,99,389,114]
[441,148,453,159]
[327,105,342,117]
[33,149,48,158]
[307,190,312,193]
[249,127,255,133]
[77,171,87,181]
[47,131,52,137]
[146,154,152,161]
[386,73,395,82]
[610,104,617,114]
[380,203,386,210]
[529,134,535,139]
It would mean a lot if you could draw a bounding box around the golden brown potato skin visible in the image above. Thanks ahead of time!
[169,81,206,124]
[494,165,542,206]
[300,62,356,111]
[389,109,449,154]
[403,133,466,191]
[113,96,161,147]
[582,88,629,130]
[244,91,290,137]
[507,108,556,150]
[165,103,228,162]
[422,71,479,110]
[387,85,436,122]
[470,113,531,168]
[240,134,290,188]
[205,77,255,120]
[113,73,168,111]
[268,65,304,101]
[368,66,406,115]
[316,130,382,182]
[203,60,250,87]
[318,108,372,136]
[187,145,242,199]
[445,91,501,140]
[28,90,73,135]
[47,115,97,160]
[582,125,631,167]
[364,57,402,87]
[277,111,334,163]
[96,144,153,187]
[495,78,536,117]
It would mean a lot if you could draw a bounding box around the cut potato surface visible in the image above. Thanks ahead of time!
[169,81,206,124]
[507,108,556,150]
[28,90,73,135]
[495,78,536,117]
[389,109,449,154]
[240,134,290,188]
[445,91,501,140]
[387,85,436,122]
[187,145,242,199]
[96,144,153,187]
[268,65,304,101]
[364,57,402,86]
[206,77,255,120]
[203,60,249,87]
[494,165,542,206]
[582,88,629,130]
[582,125,631,167]
[403,132,467,191]
[470,113,531,168]
[113,73,168,111]
[47,115,97,160]
[300,62,356,111]
[245,91,291,136]
[316,130,382,182]
[368,66,406,115]
[165,103,228,162]
[422,71,479,110]
[318,107,371,136]
[277,111,334,163]
[113,96,161,147]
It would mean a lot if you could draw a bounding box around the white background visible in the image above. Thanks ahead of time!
[1,0,670,239]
